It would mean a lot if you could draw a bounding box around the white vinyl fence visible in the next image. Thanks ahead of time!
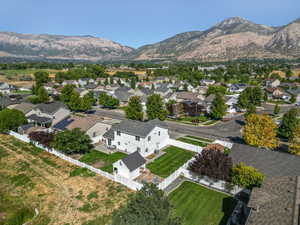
[9,131,238,194]
[168,139,203,153]
[9,131,142,191]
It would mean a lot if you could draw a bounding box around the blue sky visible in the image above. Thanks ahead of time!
[1,0,299,48]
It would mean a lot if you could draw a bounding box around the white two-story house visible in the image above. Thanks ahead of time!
[103,119,169,157]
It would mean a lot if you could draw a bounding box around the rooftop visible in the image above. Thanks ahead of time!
[247,176,299,225]
[121,151,146,172]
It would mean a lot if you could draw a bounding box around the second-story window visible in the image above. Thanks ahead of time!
[135,136,140,141]
[117,130,121,136]
[148,136,151,141]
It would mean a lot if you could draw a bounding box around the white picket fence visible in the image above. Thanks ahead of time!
[9,131,142,191]
[168,139,203,153]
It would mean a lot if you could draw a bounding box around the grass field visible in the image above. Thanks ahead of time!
[169,182,237,225]
[146,146,195,178]
[79,150,127,173]
[177,137,208,147]
[0,135,130,225]
[0,69,61,77]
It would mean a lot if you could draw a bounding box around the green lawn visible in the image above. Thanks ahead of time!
[146,146,195,178]
[79,150,127,173]
[169,182,237,225]
[177,137,208,147]
[185,136,214,143]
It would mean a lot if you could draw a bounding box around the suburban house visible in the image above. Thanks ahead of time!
[266,79,281,88]
[245,176,300,225]
[113,151,146,179]
[78,78,95,87]
[62,80,79,87]
[225,95,240,113]
[26,102,71,127]
[53,115,116,144]
[8,102,36,116]
[103,119,170,157]
[0,82,12,94]
[229,83,247,93]
[200,79,215,86]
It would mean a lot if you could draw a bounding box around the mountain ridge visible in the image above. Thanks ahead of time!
[1,17,300,62]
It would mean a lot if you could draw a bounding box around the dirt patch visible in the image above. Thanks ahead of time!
[92,161,105,168]
[0,134,131,225]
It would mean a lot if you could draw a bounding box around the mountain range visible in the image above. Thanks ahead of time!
[1,17,300,62]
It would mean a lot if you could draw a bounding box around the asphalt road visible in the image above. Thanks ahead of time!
[95,104,299,144]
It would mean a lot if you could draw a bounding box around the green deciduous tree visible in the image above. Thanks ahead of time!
[125,96,144,121]
[238,87,263,109]
[278,108,299,139]
[98,92,119,109]
[231,163,265,189]
[273,104,280,115]
[210,94,227,120]
[37,86,49,103]
[146,94,168,121]
[244,114,279,149]
[51,128,92,154]
[60,84,75,103]
[112,183,182,225]
[289,125,300,156]
[130,78,136,89]
[0,109,27,133]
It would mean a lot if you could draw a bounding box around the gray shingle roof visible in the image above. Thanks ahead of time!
[121,151,146,171]
[106,119,167,139]
[35,102,67,115]
[230,144,300,177]
[246,176,298,225]
[28,114,52,124]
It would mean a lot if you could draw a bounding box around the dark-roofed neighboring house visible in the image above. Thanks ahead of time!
[103,119,169,157]
[26,102,71,126]
[0,96,16,109]
[246,176,300,225]
[113,87,133,105]
[230,144,300,177]
[113,151,146,179]
[8,102,36,115]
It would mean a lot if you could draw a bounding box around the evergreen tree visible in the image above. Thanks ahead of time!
[125,96,144,121]
[146,94,168,121]
[278,108,299,139]
[210,94,227,120]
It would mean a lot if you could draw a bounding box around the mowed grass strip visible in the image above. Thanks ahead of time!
[177,137,208,147]
[185,136,214,143]
[146,146,195,178]
[169,182,237,225]
[79,150,127,173]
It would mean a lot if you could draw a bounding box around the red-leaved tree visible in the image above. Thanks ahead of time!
[29,131,54,147]
[188,147,233,181]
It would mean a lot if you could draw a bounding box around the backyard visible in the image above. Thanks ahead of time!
[0,134,130,225]
[79,150,127,173]
[169,181,237,225]
[146,146,195,178]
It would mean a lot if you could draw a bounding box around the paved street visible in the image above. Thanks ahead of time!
[95,104,299,144]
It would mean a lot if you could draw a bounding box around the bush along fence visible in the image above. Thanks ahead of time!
[9,131,143,191]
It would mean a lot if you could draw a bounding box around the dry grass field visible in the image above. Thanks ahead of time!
[270,69,300,78]
[0,134,130,225]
